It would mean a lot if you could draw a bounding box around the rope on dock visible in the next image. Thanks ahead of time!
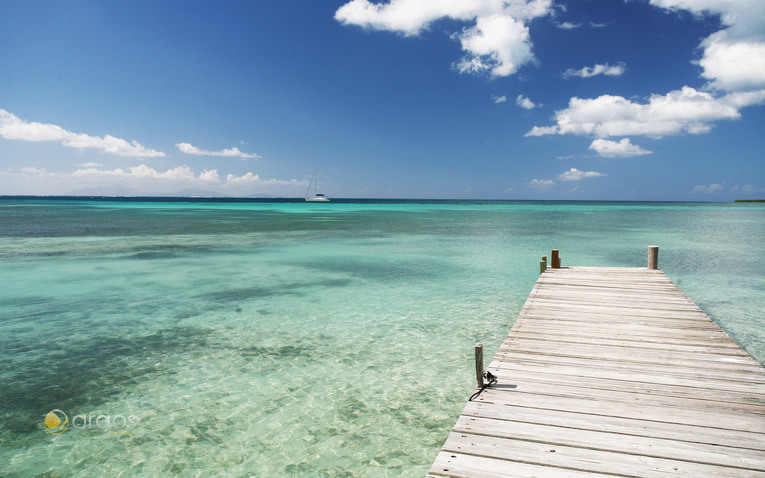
[469,371,497,401]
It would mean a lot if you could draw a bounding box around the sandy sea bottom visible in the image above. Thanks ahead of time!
[1,200,763,476]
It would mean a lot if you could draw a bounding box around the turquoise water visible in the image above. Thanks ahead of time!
[1,198,763,476]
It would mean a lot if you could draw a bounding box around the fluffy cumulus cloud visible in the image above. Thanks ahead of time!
[0,164,307,196]
[526,1,765,157]
[224,172,305,187]
[453,14,534,76]
[528,168,605,188]
[335,0,553,77]
[589,138,653,158]
[650,0,765,93]
[492,95,508,103]
[72,164,201,181]
[528,178,554,188]
[699,35,765,92]
[557,168,606,181]
[516,94,537,109]
[176,142,260,159]
[692,183,725,194]
[0,109,165,157]
[72,165,302,189]
[526,86,741,138]
[562,62,626,79]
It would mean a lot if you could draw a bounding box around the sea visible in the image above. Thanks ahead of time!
[1,197,763,477]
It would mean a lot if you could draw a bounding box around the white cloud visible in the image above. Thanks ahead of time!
[224,172,305,187]
[19,166,51,175]
[563,62,626,79]
[453,14,535,77]
[516,94,537,109]
[73,164,200,181]
[0,164,308,196]
[335,0,553,77]
[78,162,104,168]
[526,86,741,138]
[650,0,765,93]
[692,183,724,194]
[0,109,165,157]
[732,184,765,194]
[71,165,305,189]
[557,168,606,181]
[723,89,765,108]
[589,138,653,158]
[556,21,580,29]
[199,169,220,181]
[525,125,558,136]
[335,0,485,36]
[492,95,507,104]
[528,178,554,188]
[176,142,261,159]
[698,34,765,92]
[525,1,765,157]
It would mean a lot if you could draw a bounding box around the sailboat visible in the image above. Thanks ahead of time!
[305,168,330,202]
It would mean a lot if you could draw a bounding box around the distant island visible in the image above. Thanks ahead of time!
[734,199,765,202]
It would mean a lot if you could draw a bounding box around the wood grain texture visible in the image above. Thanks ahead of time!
[429,267,765,477]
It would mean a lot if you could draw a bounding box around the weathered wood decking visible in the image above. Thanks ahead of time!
[428,266,765,477]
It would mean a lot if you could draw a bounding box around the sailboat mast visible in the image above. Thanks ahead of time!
[305,168,316,199]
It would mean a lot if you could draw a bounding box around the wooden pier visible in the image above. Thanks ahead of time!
[428,252,765,477]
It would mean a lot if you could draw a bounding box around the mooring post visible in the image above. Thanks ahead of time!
[540,255,547,274]
[551,249,560,269]
[648,245,659,269]
[475,343,484,387]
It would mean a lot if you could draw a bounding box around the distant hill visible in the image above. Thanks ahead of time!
[65,187,280,198]
[171,188,227,197]
[67,187,145,196]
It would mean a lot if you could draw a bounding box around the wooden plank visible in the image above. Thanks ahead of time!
[509,325,740,346]
[462,402,765,451]
[466,390,765,433]
[491,362,765,404]
[429,451,620,478]
[502,334,753,357]
[475,382,765,415]
[490,353,765,390]
[494,345,765,377]
[450,417,765,471]
[441,431,765,477]
[430,266,765,477]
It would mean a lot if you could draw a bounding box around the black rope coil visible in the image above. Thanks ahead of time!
[469,370,497,401]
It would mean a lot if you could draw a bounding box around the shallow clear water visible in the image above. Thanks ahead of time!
[1,199,763,476]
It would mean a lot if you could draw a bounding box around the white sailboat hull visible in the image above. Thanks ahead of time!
[305,168,329,202]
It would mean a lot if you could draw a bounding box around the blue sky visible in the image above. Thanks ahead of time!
[1,0,763,200]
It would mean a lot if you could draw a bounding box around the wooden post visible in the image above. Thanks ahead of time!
[648,245,659,270]
[475,343,484,387]
[539,260,546,274]
[551,249,560,269]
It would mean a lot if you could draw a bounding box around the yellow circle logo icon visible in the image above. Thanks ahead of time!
[44,409,69,435]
